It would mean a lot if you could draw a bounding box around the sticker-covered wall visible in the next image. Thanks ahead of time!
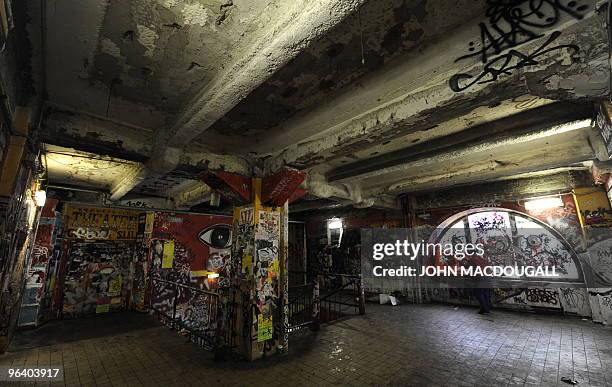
[575,187,612,324]
[59,205,140,317]
[231,205,283,360]
[148,212,232,346]
[18,199,59,326]
[149,212,232,288]
[362,188,612,324]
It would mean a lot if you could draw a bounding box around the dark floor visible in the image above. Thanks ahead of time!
[2,304,612,386]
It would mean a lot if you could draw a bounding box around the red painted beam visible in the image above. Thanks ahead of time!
[262,168,307,207]
[287,188,308,204]
[199,170,251,204]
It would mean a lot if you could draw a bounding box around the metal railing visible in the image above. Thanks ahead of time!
[150,277,220,350]
[287,273,366,332]
[287,283,316,332]
[317,273,365,323]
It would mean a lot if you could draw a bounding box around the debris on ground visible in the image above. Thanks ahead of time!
[561,376,579,385]
[379,294,399,305]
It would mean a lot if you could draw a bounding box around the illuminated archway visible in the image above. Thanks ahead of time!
[428,208,585,285]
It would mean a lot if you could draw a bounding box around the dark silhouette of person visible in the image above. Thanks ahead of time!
[467,253,492,314]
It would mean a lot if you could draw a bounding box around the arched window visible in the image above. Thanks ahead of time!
[428,208,585,285]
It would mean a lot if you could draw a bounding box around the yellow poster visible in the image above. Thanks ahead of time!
[96,304,110,314]
[108,275,122,296]
[575,188,612,228]
[162,240,175,269]
[257,314,273,342]
[242,254,252,275]
[144,212,155,234]
[269,259,279,276]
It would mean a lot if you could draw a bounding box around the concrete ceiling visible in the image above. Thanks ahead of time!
[43,144,139,190]
[23,0,612,210]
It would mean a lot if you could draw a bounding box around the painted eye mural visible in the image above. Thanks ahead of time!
[198,224,232,249]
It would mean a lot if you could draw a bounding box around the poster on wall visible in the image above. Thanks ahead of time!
[257,314,273,342]
[162,240,175,269]
[596,102,612,158]
[64,205,141,240]
[62,241,135,317]
[130,212,153,312]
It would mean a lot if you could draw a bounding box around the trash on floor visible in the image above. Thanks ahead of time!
[379,294,399,305]
[561,376,579,385]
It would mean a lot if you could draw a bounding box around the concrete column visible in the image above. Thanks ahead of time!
[202,168,304,360]
[230,179,288,360]
[278,200,289,354]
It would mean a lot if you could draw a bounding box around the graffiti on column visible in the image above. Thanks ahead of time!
[449,0,587,92]
[254,209,281,342]
[233,207,255,278]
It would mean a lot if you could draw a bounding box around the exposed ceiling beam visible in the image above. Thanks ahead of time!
[41,105,154,162]
[327,101,593,182]
[109,147,180,201]
[339,119,593,184]
[106,1,366,201]
[41,107,253,200]
[362,123,595,196]
[168,180,213,210]
[167,0,367,148]
[264,6,606,173]
[411,169,594,210]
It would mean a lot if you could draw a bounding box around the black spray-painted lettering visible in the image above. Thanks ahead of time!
[450,0,587,92]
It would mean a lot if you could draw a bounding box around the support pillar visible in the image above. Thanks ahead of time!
[204,168,305,361]
[230,180,283,360]
[278,200,289,353]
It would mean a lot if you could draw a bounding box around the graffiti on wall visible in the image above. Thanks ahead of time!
[526,194,583,250]
[151,278,175,316]
[586,237,612,286]
[493,288,561,308]
[449,0,587,91]
[64,205,140,240]
[558,288,589,315]
[62,242,134,317]
[150,212,232,289]
[430,209,582,282]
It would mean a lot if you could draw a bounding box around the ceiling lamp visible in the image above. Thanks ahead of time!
[524,196,563,211]
[34,190,47,207]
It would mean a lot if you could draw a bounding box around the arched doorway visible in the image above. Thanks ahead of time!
[428,208,585,287]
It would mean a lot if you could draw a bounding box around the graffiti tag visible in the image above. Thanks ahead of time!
[450,0,586,91]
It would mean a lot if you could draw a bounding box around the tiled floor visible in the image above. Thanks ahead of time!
[2,303,612,386]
